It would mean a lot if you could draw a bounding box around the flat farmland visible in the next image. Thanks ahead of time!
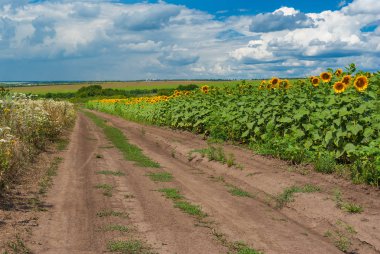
[8,80,241,94]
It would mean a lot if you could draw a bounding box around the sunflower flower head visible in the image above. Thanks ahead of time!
[270,77,280,89]
[201,85,209,94]
[320,72,332,83]
[311,76,320,87]
[279,79,291,89]
[259,80,266,90]
[335,68,343,77]
[174,90,181,97]
[333,82,346,94]
[341,75,351,86]
[353,75,368,92]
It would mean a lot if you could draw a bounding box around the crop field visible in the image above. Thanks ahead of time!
[2,0,380,253]
[87,67,380,186]
[7,80,243,94]
[2,67,380,254]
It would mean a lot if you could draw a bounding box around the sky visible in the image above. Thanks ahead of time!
[0,0,379,81]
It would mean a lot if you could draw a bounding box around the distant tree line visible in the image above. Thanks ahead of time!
[40,84,199,102]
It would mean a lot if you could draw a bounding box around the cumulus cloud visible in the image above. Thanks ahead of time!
[0,0,379,80]
[216,29,245,40]
[158,50,200,66]
[70,3,101,18]
[249,7,316,33]
[342,0,380,14]
[114,3,181,31]
[231,0,380,77]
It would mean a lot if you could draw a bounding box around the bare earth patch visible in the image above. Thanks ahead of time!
[5,111,379,254]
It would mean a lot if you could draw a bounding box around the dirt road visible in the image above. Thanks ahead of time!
[29,111,380,254]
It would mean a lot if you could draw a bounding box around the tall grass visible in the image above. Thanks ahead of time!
[0,92,76,190]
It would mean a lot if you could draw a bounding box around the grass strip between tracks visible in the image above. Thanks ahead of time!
[84,111,160,168]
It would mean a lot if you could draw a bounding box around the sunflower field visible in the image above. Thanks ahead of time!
[87,65,380,186]
[0,91,76,189]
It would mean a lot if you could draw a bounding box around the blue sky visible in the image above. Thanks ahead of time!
[120,0,350,16]
[0,0,379,81]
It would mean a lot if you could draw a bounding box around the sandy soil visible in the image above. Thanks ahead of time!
[20,111,380,254]
[29,113,226,254]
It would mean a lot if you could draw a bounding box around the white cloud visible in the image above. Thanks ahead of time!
[0,0,379,80]
[249,7,316,32]
[231,0,380,75]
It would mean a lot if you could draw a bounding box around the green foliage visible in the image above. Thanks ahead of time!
[86,66,380,186]
[315,153,336,173]
[41,83,200,102]
[324,220,357,252]
[158,188,183,200]
[231,241,263,254]
[96,170,125,176]
[107,240,152,254]
[94,183,114,197]
[39,157,62,194]
[333,189,363,213]
[146,172,173,182]
[276,184,320,208]
[4,235,31,254]
[96,210,129,218]
[174,201,207,218]
[192,145,236,166]
[228,186,253,198]
[0,93,76,190]
[102,224,129,232]
[84,111,160,168]
[158,188,207,218]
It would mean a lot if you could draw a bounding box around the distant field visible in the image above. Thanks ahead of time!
[8,80,243,94]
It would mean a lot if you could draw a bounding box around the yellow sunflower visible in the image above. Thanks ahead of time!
[259,80,266,90]
[311,76,320,87]
[353,75,368,92]
[335,68,343,77]
[279,79,291,89]
[341,75,351,86]
[333,82,346,94]
[201,85,209,94]
[270,77,280,88]
[320,72,332,83]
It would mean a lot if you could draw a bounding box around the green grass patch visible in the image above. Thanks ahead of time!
[342,203,363,213]
[231,241,264,254]
[84,111,160,168]
[103,224,129,233]
[333,189,363,214]
[276,184,320,208]
[174,201,207,218]
[192,145,236,167]
[96,210,129,218]
[158,188,206,218]
[95,183,114,197]
[158,188,183,200]
[39,157,63,195]
[56,139,70,151]
[324,220,356,252]
[228,186,253,198]
[96,170,125,176]
[4,235,31,254]
[107,240,151,254]
[146,172,173,182]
